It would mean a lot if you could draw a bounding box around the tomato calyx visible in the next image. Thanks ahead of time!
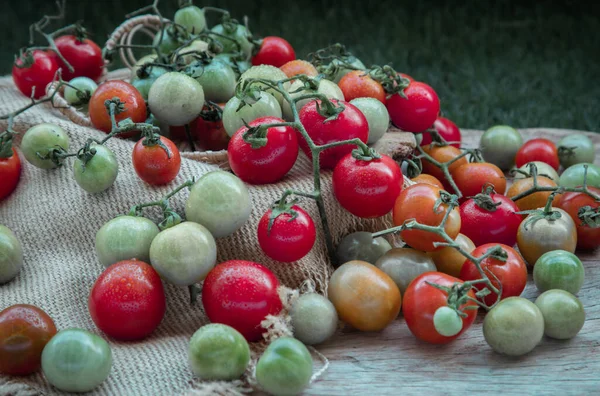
[578,206,600,228]
[518,190,564,230]
[0,129,17,159]
[267,198,300,234]
[350,146,381,162]
[433,190,459,214]
[13,49,35,69]
[199,101,223,122]
[315,99,345,122]
[368,65,410,97]
[472,185,502,212]
[308,43,362,77]
[424,281,476,318]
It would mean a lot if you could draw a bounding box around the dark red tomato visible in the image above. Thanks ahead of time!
[54,35,104,81]
[132,136,181,185]
[421,117,461,148]
[12,50,59,99]
[257,205,316,262]
[338,70,386,104]
[252,36,296,67]
[0,304,57,375]
[451,162,507,198]
[89,80,146,135]
[196,117,230,151]
[459,193,522,247]
[298,99,368,169]
[0,148,22,201]
[402,272,477,344]
[460,243,527,306]
[515,138,560,171]
[556,187,600,250]
[89,260,166,340]
[228,116,298,184]
[202,260,283,342]
[333,152,403,218]
[386,81,440,133]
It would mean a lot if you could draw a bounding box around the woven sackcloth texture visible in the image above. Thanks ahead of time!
[0,73,414,395]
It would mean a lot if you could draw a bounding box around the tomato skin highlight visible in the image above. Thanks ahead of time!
[338,70,386,104]
[252,36,295,67]
[89,80,147,134]
[12,50,59,99]
[386,81,440,133]
[421,117,461,148]
[556,187,600,250]
[132,136,181,185]
[54,35,104,81]
[0,148,22,201]
[258,205,316,262]
[515,138,560,171]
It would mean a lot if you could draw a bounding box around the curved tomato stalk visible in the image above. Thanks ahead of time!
[414,144,475,198]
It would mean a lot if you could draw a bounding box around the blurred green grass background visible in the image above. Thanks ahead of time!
[2,0,599,131]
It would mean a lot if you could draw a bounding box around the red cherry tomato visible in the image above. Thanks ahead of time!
[12,50,59,99]
[451,162,507,198]
[89,260,166,340]
[460,243,527,306]
[54,35,104,81]
[228,116,299,184]
[338,70,386,104]
[132,136,181,185]
[421,117,461,148]
[298,99,368,169]
[202,260,283,342]
[402,272,477,344]
[333,152,403,218]
[257,205,316,262]
[0,304,57,375]
[252,36,295,67]
[196,116,230,151]
[0,148,22,201]
[386,81,440,133]
[89,80,146,135]
[556,187,600,250]
[459,192,522,247]
[515,138,560,171]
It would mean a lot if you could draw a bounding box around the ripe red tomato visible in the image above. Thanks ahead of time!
[338,70,386,104]
[451,162,507,198]
[196,116,230,151]
[89,260,166,340]
[459,193,522,247]
[556,187,600,250]
[252,36,295,67]
[0,148,22,201]
[460,243,527,306]
[89,80,146,134]
[12,50,59,99]
[386,81,440,132]
[0,304,57,375]
[132,136,181,185]
[298,99,368,169]
[515,138,560,171]
[54,35,104,81]
[402,272,477,344]
[202,260,283,341]
[257,205,316,262]
[280,60,318,78]
[421,144,467,190]
[333,153,403,218]
[421,117,461,148]
[228,116,299,184]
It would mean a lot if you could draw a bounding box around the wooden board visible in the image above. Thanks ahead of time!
[307,128,600,395]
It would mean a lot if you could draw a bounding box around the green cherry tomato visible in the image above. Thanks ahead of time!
[211,23,253,60]
[350,97,390,144]
[330,57,366,83]
[149,222,217,286]
[0,225,23,284]
[375,248,437,295]
[483,297,544,356]
[174,5,206,34]
[512,161,559,182]
[479,125,523,171]
[148,72,205,126]
[558,134,595,169]
[192,60,236,103]
[282,78,344,121]
[176,40,209,65]
[256,337,313,396]
[95,215,160,267]
[290,293,338,345]
[41,329,112,393]
[185,171,252,238]
[152,26,189,55]
[73,144,118,193]
[64,77,98,106]
[559,163,600,189]
[188,324,250,380]
[238,65,289,106]
[335,231,392,265]
[533,250,585,294]
[433,306,463,337]
[223,91,282,137]
[535,289,585,340]
[21,123,70,169]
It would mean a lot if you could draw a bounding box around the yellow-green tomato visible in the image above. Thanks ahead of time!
[174,5,206,34]
[73,144,118,193]
[291,293,338,345]
[349,97,390,144]
[256,337,313,396]
[188,324,250,380]
[282,78,344,121]
[148,72,204,126]
[559,163,600,189]
[21,123,69,169]
[0,225,23,284]
[375,248,437,295]
[558,134,595,169]
[223,91,282,137]
[534,289,585,340]
[41,329,112,393]
[533,250,584,294]
[512,161,559,182]
[238,65,289,106]
[335,231,392,265]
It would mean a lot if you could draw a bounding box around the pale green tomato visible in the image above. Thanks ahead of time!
[188,324,250,380]
[239,65,289,106]
[558,134,595,169]
[0,225,23,284]
[350,97,390,144]
[21,123,69,169]
[185,171,252,238]
[193,60,236,103]
[223,91,282,137]
[152,26,189,55]
[256,337,313,396]
[479,125,523,170]
[175,39,209,65]
[41,329,112,393]
[64,77,97,105]
[433,306,463,337]
[559,163,600,189]
[512,161,559,182]
[335,231,392,265]
[533,250,584,295]
[291,293,338,345]
[95,215,160,267]
[375,248,437,295]
[330,57,366,83]
[174,5,206,34]
[282,78,344,121]
[535,289,585,340]
[148,72,204,126]
[211,23,253,60]
[73,144,118,193]
[149,222,217,286]
[131,60,168,101]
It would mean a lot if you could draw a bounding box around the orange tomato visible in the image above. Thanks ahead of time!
[89,80,147,135]
[421,145,467,191]
[411,174,444,189]
[451,162,507,197]
[506,176,558,211]
[428,233,476,278]
[280,60,318,78]
[337,70,386,104]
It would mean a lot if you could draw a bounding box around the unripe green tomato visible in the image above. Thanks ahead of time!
[375,248,437,295]
[291,293,338,345]
[558,134,595,169]
[256,337,313,396]
[433,306,463,337]
[21,123,70,169]
[559,163,600,189]
[211,23,253,60]
[535,289,585,339]
[64,77,97,105]
[479,125,523,171]
[188,324,250,380]
[282,78,344,121]
[152,27,189,55]
[335,231,392,265]
[193,60,237,103]
[350,97,390,144]
[533,250,584,295]
[512,161,559,182]
[148,72,204,126]
[238,65,289,106]
[0,225,23,284]
[222,92,282,137]
[174,5,206,34]
[176,39,209,65]
[73,144,118,193]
